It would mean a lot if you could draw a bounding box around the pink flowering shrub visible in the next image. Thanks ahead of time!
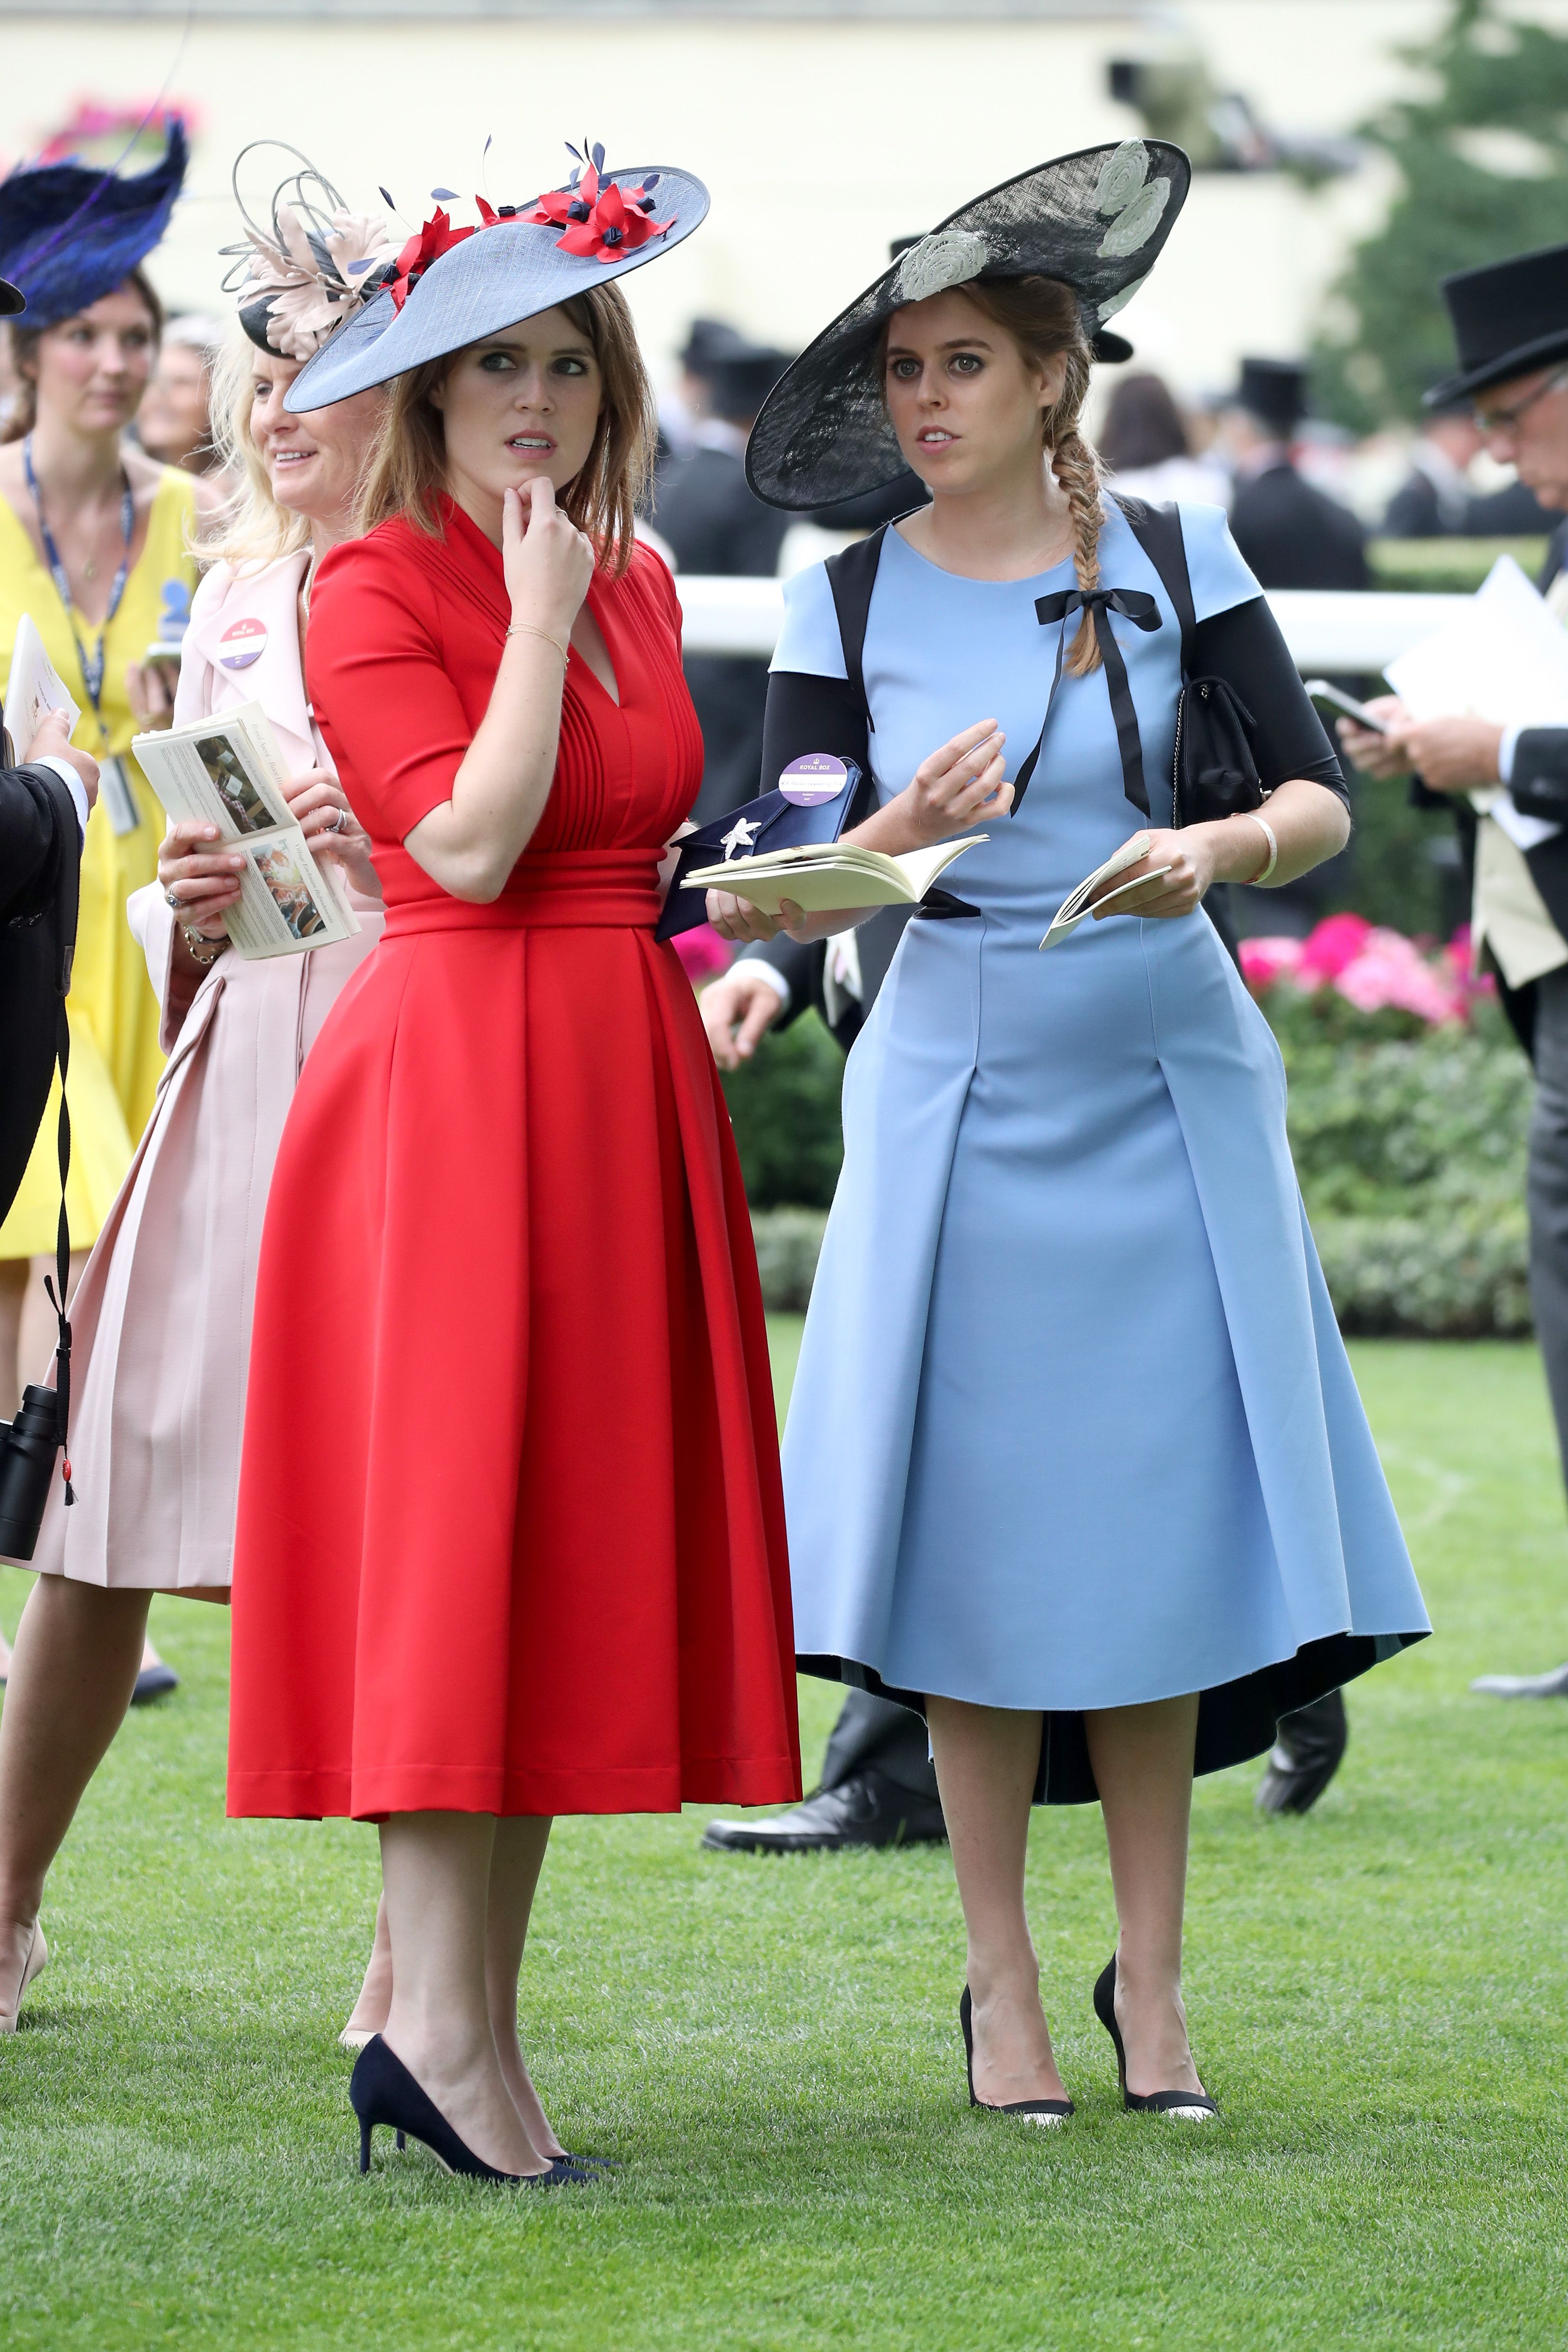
[673,927,733,986]
[1241,916,1494,1032]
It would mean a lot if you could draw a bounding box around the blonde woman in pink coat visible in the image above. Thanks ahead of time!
[0,158,394,2036]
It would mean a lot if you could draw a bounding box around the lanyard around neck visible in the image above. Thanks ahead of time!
[22,433,135,740]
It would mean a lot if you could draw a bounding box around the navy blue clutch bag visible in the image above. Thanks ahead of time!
[656,754,866,942]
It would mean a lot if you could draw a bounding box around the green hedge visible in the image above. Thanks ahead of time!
[737,992,1537,1337]
[1271,994,1533,1334]
[1368,536,1548,595]
[720,1015,843,1209]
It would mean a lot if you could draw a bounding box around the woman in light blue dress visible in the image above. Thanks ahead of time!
[712,144,1429,2124]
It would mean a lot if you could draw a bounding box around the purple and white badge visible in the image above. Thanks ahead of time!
[217,616,268,672]
[778,752,849,807]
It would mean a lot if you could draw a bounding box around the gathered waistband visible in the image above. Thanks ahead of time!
[382,850,665,936]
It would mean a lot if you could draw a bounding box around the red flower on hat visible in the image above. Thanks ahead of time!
[523,145,674,265]
[385,206,474,312]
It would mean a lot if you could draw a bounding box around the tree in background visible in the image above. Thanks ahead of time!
[1314,0,1568,431]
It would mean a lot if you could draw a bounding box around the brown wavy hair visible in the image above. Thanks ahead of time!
[886,272,1104,676]
[356,279,655,574]
[2,265,163,444]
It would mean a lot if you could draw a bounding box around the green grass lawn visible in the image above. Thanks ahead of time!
[1,1333,1566,2349]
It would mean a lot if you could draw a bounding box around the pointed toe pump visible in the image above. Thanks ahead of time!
[959,1986,1074,2125]
[1092,1956,1218,2121]
[349,2037,590,2185]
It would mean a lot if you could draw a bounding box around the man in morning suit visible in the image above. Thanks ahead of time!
[654,345,797,825]
[1218,358,1364,948]
[1341,242,1568,1703]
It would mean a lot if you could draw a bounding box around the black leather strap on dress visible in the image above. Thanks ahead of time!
[823,525,889,734]
[1014,588,1162,815]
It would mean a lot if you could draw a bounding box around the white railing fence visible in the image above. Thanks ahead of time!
[673,579,1469,676]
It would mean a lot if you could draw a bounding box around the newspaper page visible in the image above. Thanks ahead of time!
[3,613,81,766]
[132,701,359,960]
[1385,554,1568,850]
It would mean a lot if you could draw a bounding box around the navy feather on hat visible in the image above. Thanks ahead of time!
[0,119,188,328]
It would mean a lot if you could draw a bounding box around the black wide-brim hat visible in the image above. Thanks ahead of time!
[285,165,708,412]
[0,276,22,315]
[747,139,1190,511]
[1426,241,1568,407]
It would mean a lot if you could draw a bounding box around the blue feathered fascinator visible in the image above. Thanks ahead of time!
[0,118,188,328]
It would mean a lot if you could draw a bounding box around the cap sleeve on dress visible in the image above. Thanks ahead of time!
[307,534,473,843]
[1177,502,1264,624]
[769,561,848,681]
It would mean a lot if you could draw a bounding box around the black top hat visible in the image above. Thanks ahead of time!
[679,316,748,377]
[0,276,23,316]
[1425,242,1568,407]
[707,345,795,424]
[748,139,1189,510]
[1232,357,1308,436]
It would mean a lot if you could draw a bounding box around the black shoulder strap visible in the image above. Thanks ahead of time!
[823,524,888,733]
[1111,494,1195,673]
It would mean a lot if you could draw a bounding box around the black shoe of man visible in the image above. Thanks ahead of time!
[1470,1660,1568,1699]
[702,1769,947,1854]
[131,1663,179,1705]
[1254,1688,1347,1816]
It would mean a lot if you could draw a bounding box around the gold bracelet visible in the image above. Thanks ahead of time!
[505,621,569,662]
[180,924,228,967]
[1243,810,1279,886]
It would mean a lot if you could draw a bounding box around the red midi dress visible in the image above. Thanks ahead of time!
[226,501,801,1820]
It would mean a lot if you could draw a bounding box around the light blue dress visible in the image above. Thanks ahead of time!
[776,501,1429,1800]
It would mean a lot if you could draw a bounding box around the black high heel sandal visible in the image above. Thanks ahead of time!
[1091,1956,1217,2119]
[959,1986,1074,2125]
[350,2037,591,2183]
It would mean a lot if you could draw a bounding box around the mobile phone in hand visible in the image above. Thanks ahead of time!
[1306,679,1389,736]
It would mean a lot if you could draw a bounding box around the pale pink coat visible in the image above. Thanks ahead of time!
[21,552,383,1589]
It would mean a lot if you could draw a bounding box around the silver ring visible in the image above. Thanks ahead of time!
[164,885,181,908]
[325,806,347,834]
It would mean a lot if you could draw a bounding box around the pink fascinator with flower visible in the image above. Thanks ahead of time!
[221,143,402,362]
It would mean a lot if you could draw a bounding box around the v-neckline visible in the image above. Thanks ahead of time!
[442,497,624,708]
[570,577,622,709]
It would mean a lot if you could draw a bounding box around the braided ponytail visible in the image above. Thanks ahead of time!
[947,275,1104,676]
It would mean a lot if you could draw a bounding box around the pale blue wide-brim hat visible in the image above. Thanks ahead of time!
[285,163,708,412]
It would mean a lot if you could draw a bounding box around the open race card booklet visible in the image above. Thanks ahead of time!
[681,832,985,918]
[1040,832,1171,950]
[131,702,359,960]
[3,614,81,767]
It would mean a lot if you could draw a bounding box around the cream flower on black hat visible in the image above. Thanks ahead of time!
[221,144,401,363]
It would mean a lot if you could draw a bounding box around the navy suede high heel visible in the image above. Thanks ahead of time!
[349,2036,590,2183]
[959,1986,1074,2124]
[1092,1956,1217,2119]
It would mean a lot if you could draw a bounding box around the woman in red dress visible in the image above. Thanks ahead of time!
[227,155,800,2185]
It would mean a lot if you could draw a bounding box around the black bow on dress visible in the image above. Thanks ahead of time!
[1011,587,1162,815]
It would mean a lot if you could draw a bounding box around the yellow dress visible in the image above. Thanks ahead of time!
[0,468,199,1260]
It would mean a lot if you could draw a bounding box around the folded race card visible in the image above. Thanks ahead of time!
[1039,833,1172,950]
[682,832,984,916]
[657,753,866,941]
